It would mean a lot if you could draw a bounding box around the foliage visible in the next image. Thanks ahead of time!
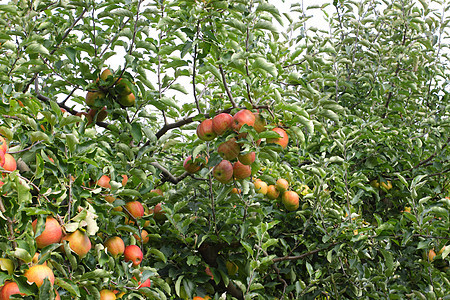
[0,0,449,299]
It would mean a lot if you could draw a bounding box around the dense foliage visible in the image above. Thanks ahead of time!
[0,0,449,299]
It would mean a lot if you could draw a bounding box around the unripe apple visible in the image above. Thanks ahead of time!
[124,201,145,219]
[85,91,105,108]
[97,175,111,189]
[253,112,266,133]
[212,160,233,184]
[282,191,299,211]
[233,161,251,180]
[0,258,14,275]
[100,69,113,81]
[218,138,240,160]
[32,216,63,249]
[380,180,392,190]
[196,119,217,141]
[276,178,289,192]
[61,229,92,258]
[212,113,233,135]
[88,106,108,122]
[104,236,125,257]
[117,93,135,107]
[266,185,280,200]
[238,151,256,165]
[24,264,55,287]
[115,78,132,95]
[254,179,268,195]
[232,109,255,132]
[0,136,8,153]
[2,153,16,172]
[267,128,289,149]
[0,281,25,299]
[124,245,143,266]
[100,289,116,300]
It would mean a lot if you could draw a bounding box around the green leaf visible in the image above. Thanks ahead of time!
[30,131,49,143]
[131,122,143,143]
[55,277,81,297]
[148,248,167,263]
[380,249,394,277]
[25,42,50,55]
[252,57,278,77]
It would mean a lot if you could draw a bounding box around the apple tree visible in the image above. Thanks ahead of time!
[0,0,449,299]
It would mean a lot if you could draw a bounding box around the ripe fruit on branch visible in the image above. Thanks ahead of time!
[61,229,92,258]
[153,203,166,222]
[117,93,135,107]
[276,179,289,192]
[85,91,105,108]
[183,155,206,174]
[121,175,128,187]
[428,249,436,262]
[24,264,55,287]
[100,289,116,300]
[233,161,251,180]
[232,109,255,132]
[151,189,163,196]
[104,236,125,257]
[97,175,111,189]
[266,185,280,200]
[230,188,241,194]
[124,245,143,267]
[88,106,108,122]
[212,113,233,135]
[0,281,25,299]
[115,78,132,95]
[2,153,16,172]
[380,180,392,190]
[238,151,256,165]
[254,179,268,195]
[32,216,62,249]
[99,69,113,81]
[124,201,145,219]
[282,191,299,211]
[134,229,149,244]
[196,119,217,141]
[218,138,240,160]
[253,112,266,133]
[267,128,289,149]
[0,136,8,153]
[212,160,233,184]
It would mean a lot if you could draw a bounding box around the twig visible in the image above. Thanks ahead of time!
[8,140,43,154]
[192,21,202,114]
[273,242,339,263]
[0,197,17,250]
[149,162,189,184]
[218,65,237,108]
[208,168,218,235]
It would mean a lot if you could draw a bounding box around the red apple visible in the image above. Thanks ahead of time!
[133,229,149,244]
[0,281,25,299]
[104,236,125,257]
[0,150,5,168]
[183,155,206,174]
[233,161,251,180]
[212,160,233,184]
[85,91,105,108]
[196,119,217,141]
[61,229,92,258]
[99,289,116,300]
[124,201,144,219]
[97,175,111,189]
[121,175,128,186]
[253,112,266,133]
[266,185,280,200]
[217,138,240,160]
[282,191,299,211]
[238,151,256,165]
[117,93,135,107]
[32,216,63,249]
[254,179,268,195]
[232,109,255,132]
[153,203,166,222]
[24,264,55,287]
[0,136,8,154]
[124,245,143,267]
[267,128,289,149]
[151,189,163,196]
[276,178,289,192]
[212,113,233,135]
[2,154,16,172]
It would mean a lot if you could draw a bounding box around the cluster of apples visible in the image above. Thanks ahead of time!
[80,69,136,125]
[184,109,289,184]
[254,178,300,211]
[0,136,17,178]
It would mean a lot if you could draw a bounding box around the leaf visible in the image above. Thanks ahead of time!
[131,122,143,143]
[148,248,167,263]
[296,116,314,134]
[30,131,49,143]
[252,57,278,77]
[55,278,81,297]
[25,43,50,55]
[380,249,394,277]
[110,8,134,18]
[11,248,32,263]
[255,2,283,25]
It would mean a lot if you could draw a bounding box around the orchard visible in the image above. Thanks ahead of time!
[0,0,449,299]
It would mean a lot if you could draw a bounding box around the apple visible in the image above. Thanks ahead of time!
[121,175,128,186]
[32,252,47,265]
[230,188,241,194]
[212,113,233,135]
[380,180,392,190]
[276,178,289,192]
[151,189,163,196]
[153,203,166,222]
[2,154,16,172]
[104,236,125,257]
[115,78,132,95]
[85,91,105,108]
[233,161,251,180]
[24,264,55,287]
[183,155,205,174]
[254,179,268,195]
[0,136,8,153]
[133,275,151,289]
[212,160,233,184]
[61,229,92,258]
[133,229,149,244]
[0,150,4,167]
[0,258,14,275]
[238,151,256,165]
[117,93,135,107]
[100,69,113,81]
[218,138,240,160]
[428,249,436,262]
[205,266,214,280]
[88,106,108,122]
[32,216,63,249]
[253,112,266,133]
[266,185,280,200]
[124,201,145,219]
[267,128,289,149]
[0,281,25,299]
[54,289,61,300]
[100,289,116,300]
[282,191,299,211]
[196,119,217,141]
[124,245,143,266]
[97,175,111,189]
[232,109,255,132]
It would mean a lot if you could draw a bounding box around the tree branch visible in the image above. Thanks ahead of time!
[150,162,189,184]
[218,65,237,108]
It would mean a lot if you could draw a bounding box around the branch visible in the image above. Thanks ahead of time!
[192,21,202,114]
[149,162,189,184]
[218,65,237,108]
[0,197,17,250]
[272,242,339,263]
